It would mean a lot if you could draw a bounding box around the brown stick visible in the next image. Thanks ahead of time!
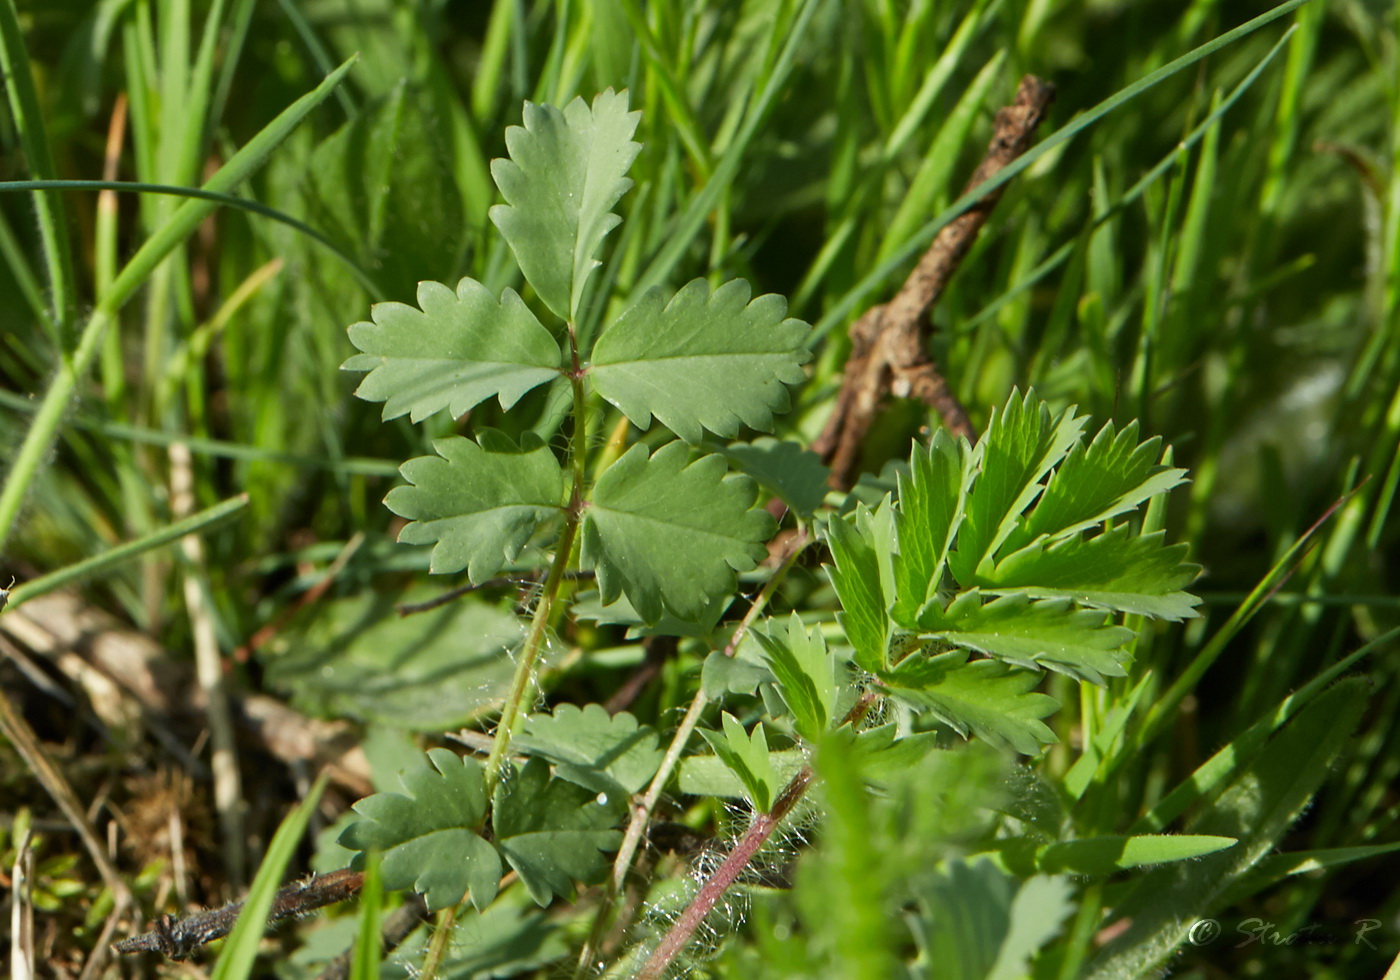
[813,75,1056,489]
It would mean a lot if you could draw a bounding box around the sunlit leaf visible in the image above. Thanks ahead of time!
[590,278,810,443]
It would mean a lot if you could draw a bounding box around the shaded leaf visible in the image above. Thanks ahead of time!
[721,437,831,516]
[581,442,773,623]
[344,278,561,422]
[516,703,663,795]
[261,586,520,731]
[385,430,565,579]
[492,758,623,906]
[489,89,642,321]
[339,748,501,911]
[881,650,1058,754]
[589,279,810,443]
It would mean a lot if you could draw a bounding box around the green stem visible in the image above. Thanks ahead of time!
[483,326,590,795]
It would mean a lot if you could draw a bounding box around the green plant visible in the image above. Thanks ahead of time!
[328,90,1243,980]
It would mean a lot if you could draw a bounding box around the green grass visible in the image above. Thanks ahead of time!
[1,0,1397,978]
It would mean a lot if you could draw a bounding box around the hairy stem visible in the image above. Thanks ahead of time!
[636,689,878,980]
[574,529,810,978]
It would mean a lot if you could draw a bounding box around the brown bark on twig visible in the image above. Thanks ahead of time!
[813,75,1056,489]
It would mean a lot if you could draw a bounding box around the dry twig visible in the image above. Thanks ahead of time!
[813,75,1056,488]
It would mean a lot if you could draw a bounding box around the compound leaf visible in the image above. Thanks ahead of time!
[947,389,1086,585]
[893,430,972,628]
[919,591,1134,684]
[338,748,501,911]
[1001,420,1187,554]
[589,278,810,443]
[344,278,561,422]
[824,501,896,672]
[581,441,774,624]
[984,526,1202,622]
[385,430,566,579]
[699,713,781,812]
[492,758,624,906]
[515,703,663,795]
[755,612,837,743]
[489,89,642,321]
[881,651,1058,755]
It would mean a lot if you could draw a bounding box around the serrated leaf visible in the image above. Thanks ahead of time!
[893,430,971,628]
[984,525,1202,621]
[755,612,836,742]
[589,278,810,443]
[338,748,501,911]
[700,642,774,698]
[343,278,561,422]
[492,758,623,906]
[489,90,641,321]
[920,591,1134,684]
[1002,420,1186,554]
[699,713,781,812]
[581,441,773,623]
[721,437,831,516]
[947,388,1086,584]
[385,430,565,579]
[881,651,1058,755]
[515,703,663,795]
[824,502,896,672]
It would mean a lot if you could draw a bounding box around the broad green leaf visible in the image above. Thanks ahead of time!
[1086,679,1367,980]
[581,441,774,623]
[489,89,642,320]
[881,650,1058,754]
[983,525,1202,621]
[700,712,781,812]
[755,612,836,742]
[492,758,623,906]
[947,389,1086,584]
[824,502,896,672]
[919,591,1134,684]
[1001,420,1187,554]
[912,858,1017,980]
[343,278,561,422]
[721,437,831,516]
[589,278,811,443]
[339,748,501,911]
[515,703,663,795]
[893,430,971,627]
[985,874,1076,980]
[385,430,565,579]
[261,585,520,731]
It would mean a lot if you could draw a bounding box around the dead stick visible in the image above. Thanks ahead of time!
[814,75,1056,489]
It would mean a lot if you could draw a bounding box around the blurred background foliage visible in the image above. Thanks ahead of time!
[2,0,1398,976]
